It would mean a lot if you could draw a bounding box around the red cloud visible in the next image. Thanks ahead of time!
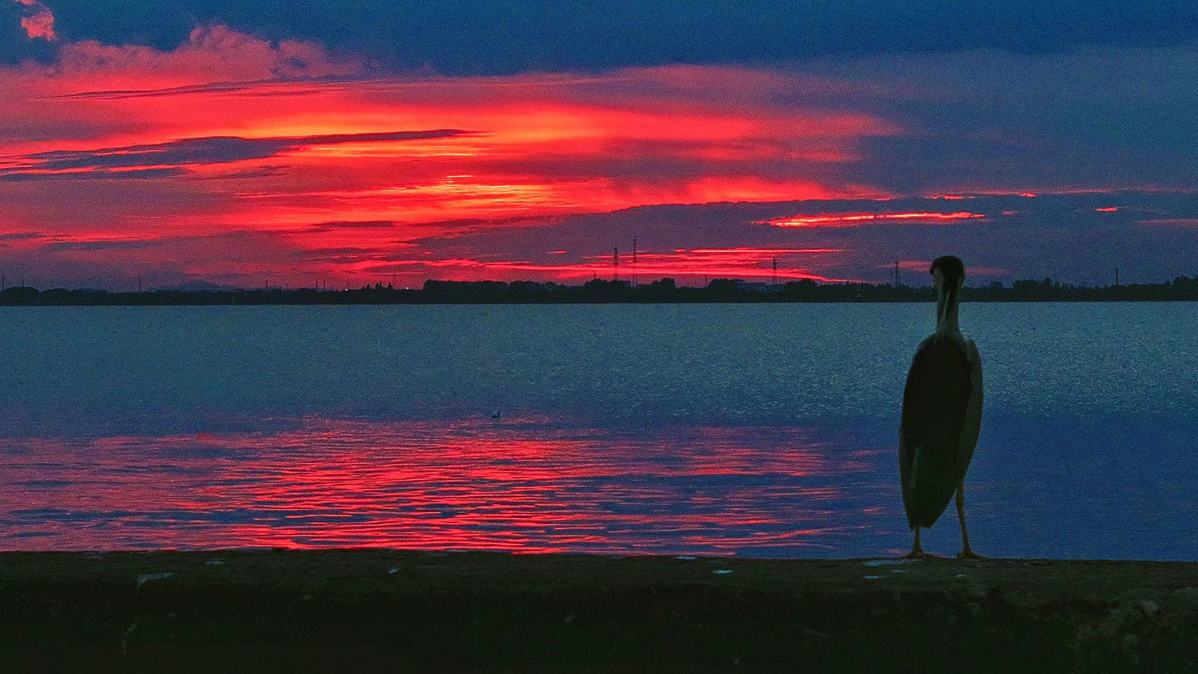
[0,24,906,287]
[764,211,986,228]
[13,0,55,40]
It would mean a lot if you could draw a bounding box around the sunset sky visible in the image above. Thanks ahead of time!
[3,1,1198,289]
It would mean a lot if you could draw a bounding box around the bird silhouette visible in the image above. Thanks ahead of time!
[899,255,984,559]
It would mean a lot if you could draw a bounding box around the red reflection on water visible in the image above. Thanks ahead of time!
[0,418,885,555]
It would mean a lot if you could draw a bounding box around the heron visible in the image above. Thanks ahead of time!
[899,255,984,559]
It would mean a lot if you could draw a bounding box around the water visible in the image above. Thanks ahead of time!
[1,303,1195,558]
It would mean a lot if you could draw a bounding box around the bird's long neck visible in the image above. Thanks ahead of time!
[935,282,961,336]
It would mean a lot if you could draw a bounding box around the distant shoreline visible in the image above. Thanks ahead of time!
[2,550,1195,670]
[3,276,1198,305]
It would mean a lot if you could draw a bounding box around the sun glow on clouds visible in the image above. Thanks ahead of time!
[0,21,904,286]
[764,211,986,228]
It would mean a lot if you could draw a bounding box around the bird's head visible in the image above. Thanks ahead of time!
[930,255,965,291]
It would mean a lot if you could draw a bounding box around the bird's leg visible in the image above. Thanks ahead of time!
[903,527,925,559]
[955,482,983,560]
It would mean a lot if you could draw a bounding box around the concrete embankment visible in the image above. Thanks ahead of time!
[1,551,1196,672]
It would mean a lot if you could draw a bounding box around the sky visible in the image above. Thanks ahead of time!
[2,1,1198,289]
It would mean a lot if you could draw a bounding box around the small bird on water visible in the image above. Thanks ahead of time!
[900,255,984,559]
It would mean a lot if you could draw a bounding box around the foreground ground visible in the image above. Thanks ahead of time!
[1,551,1196,672]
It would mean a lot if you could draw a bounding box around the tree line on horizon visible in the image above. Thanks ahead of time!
[2,275,1198,305]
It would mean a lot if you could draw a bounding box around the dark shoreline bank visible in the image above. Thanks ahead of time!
[4,275,1198,305]
[2,551,1196,672]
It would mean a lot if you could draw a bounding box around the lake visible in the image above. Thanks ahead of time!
[1,303,1195,558]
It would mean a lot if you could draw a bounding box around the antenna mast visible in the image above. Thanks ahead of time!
[632,237,638,286]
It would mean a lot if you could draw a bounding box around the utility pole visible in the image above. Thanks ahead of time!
[772,258,778,287]
[894,260,901,288]
[613,245,619,282]
[632,236,638,287]
[1115,267,1120,287]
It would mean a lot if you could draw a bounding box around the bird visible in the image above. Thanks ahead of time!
[899,255,984,559]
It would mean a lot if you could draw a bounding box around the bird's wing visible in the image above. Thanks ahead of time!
[956,339,984,475]
[898,338,931,509]
[900,335,973,529]
[898,338,932,505]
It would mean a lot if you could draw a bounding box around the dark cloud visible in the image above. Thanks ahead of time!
[0,129,469,180]
[195,165,290,181]
[49,78,343,101]
[41,238,164,251]
[305,221,398,233]
[21,1,1198,73]
[790,46,1198,195]
[0,167,184,182]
